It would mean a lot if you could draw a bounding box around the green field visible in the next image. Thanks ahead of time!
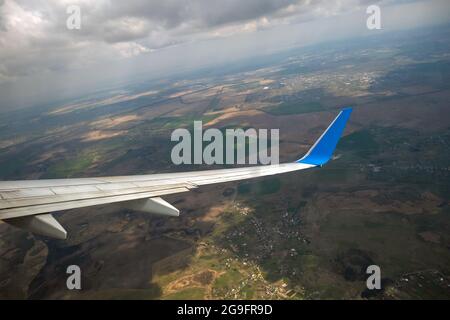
[265,101,324,115]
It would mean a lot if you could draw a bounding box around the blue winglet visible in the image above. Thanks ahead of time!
[296,108,352,166]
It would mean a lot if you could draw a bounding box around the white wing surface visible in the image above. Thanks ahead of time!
[0,108,352,239]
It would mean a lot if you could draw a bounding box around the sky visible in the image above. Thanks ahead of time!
[0,0,450,110]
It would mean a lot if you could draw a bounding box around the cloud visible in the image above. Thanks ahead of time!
[0,0,449,109]
[113,42,152,58]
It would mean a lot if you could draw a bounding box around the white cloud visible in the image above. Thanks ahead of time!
[113,42,152,58]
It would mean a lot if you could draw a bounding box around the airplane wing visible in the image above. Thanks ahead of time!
[0,108,352,239]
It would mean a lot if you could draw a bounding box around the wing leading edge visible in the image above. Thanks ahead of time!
[0,108,352,239]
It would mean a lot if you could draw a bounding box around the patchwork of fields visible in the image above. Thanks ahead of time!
[0,27,449,299]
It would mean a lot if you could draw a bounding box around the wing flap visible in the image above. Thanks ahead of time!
[0,186,191,219]
[0,182,195,210]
